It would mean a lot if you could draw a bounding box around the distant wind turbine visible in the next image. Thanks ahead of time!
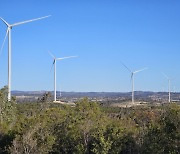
[162,73,171,103]
[58,85,62,98]
[60,90,62,98]
[0,15,51,101]
[173,86,176,93]
[121,62,148,104]
[49,51,77,102]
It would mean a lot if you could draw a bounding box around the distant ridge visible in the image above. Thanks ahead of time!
[12,90,179,97]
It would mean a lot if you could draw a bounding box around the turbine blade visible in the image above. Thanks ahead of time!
[162,72,169,80]
[134,67,148,74]
[56,56,78,60]
[50,60,55,73]
[48,51,55,59]
[0,17,9,26]
[11,15,51,27]
[0,28,9,56]
[120,61,132,73]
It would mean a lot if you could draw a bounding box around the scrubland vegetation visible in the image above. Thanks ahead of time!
[0,86,180,154]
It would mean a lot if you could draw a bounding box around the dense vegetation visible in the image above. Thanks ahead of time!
[0,86,180,154]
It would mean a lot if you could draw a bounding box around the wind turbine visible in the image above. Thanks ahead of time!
[162,73,171,103]
[0,15,51,101]
[121,62,148,104]
[49,51,77,102]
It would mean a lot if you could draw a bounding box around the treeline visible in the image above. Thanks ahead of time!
[0,86,180,154]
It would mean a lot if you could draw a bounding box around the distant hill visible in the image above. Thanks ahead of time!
[11,90,180,103]
[11,90,179,98]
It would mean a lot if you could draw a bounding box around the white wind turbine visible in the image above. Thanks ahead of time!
[162,73,171,103]
[121,62,148,104]
[59,85,62,98]
[49,51,77,102]
[0,15,51,101]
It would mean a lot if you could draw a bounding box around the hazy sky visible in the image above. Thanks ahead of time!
[0,0,180,92]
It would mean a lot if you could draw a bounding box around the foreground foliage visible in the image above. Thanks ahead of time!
[0,87,180,154]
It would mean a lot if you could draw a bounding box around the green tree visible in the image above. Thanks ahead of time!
[52,98,107,153]
[38,92,52,103]
[0,86,17,153]
[142,104,180,154]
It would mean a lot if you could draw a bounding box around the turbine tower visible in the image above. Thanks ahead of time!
[0,15,51,101]
[49,51,77,102]
[121,62,147,104]
[162,73,171,103]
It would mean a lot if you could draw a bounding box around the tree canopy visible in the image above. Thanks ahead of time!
[0,87,179,154]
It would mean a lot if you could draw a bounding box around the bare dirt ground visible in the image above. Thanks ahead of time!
[110,101,149,108]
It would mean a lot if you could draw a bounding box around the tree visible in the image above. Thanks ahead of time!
[0,86,17,153]
[52,98,107,153]
[38,92,52,103]
[142,104,180,154]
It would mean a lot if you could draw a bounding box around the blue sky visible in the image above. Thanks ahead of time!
[0,0,180,92]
